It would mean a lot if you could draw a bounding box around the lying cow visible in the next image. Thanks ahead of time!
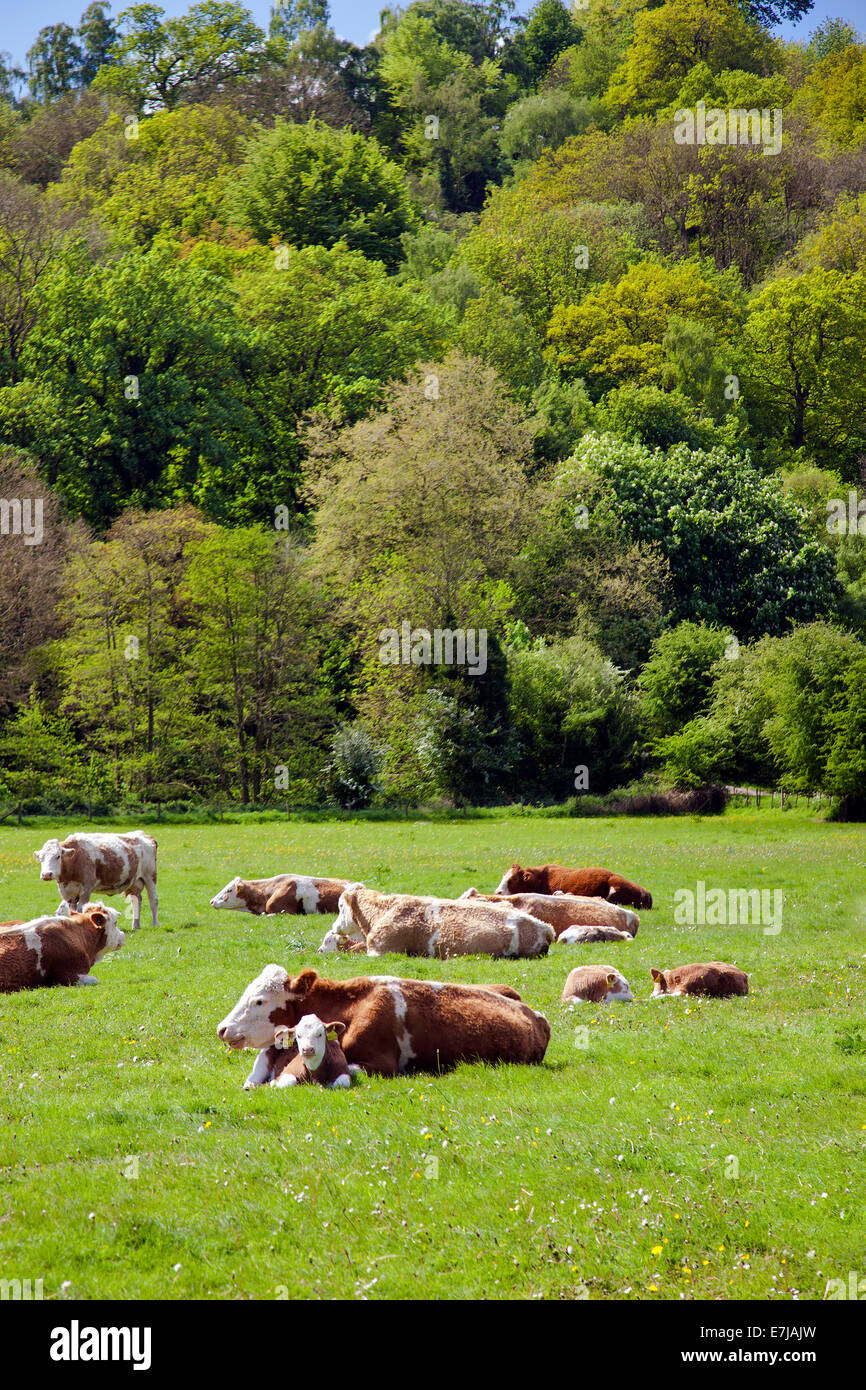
[267,1017,354,1090]
[460,888,639,937]
[324,885,554,959]
[210,874,349,916]
[650,962,749,999]
[557,923,633,945]
[218,966,550,1080]
[0,902,125,993]
[494,863,652,909]
[33,831,158,930]
[562,965,633,1005]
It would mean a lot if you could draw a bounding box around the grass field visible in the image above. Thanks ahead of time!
[0,808,864,1301]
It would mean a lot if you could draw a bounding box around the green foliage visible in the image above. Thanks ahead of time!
[564,432,840,638]
[521,1,583,87]
[414,686,514,805]
[638,621,728,739]
[327,721,387,809]
[500,89,595,164]
[92,1,265,110]
[227,118,419,269]
[507,632,638,796]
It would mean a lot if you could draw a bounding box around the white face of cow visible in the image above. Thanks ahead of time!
[210,876,243,910]
[34,839,64,882]
[217,964,290,1049]
[606,973,633,1003]
[291,1015,329,1070]
[82,901,125,959]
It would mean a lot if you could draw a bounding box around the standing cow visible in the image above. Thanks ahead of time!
[33,832,158,930]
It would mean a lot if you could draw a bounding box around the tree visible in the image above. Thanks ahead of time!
[225,241,448,517]
[606,0,779,117]
[826,653,866,817]
[414,687,513,806]
[547,260,739,398]
[60,104,251,245]
[507,633,638,796]
[563,432,840,638]
[521,1,584,87]
[0,695,82,820]
[27,25,83,102]
[796,43,866,147]
[269,0,330,45]
[226,118,418,269]
[92,1,266,111]
[0,450,83,711]
[638,622,728,739]
[58,506,212,800]
[0,174,77,383]
[499,89,596,163]
[327,721,386,808]
[742,269,866,476]
[304,353,535,610]
[183,528,332,804]
[15,243,261,524]
[78,3,119,84]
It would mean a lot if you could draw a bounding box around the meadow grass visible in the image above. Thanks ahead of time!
[0,808,864,1301]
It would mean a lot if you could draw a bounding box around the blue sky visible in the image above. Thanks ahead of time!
[2,0,864,75]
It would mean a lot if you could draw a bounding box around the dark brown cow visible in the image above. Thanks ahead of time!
[0,903,125,993]
[217,966,549,1082]
[494,863,652,909]
[267,1018,354,1090]
[651,962,749,999]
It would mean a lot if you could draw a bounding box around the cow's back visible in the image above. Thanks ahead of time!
[376,978,550,1069]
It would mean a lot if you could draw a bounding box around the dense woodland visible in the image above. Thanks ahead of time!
[0,0,865,817]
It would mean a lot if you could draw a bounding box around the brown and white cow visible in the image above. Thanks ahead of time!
[267,1017,355,1090]
[493,863,652,909]
[33,832,158,930]
[217,966,550,1082]
[562,964,633,1005]
[650,962,749,999]
[210,875,350,916]
[460,888,639,937]
[0,902,125,993]
[557,923,633,945]
[322,885,553,959]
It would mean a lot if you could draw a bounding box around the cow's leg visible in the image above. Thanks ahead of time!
[76,974,99,986]
[271,1073,299,1089]
[347,1064,365,1079]
[328,1074,351,1089]
[242,1049,273,1090]
[126,891,142,932]
[145,877,159,928]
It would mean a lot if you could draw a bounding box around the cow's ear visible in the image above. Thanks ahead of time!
[326,1021,346,1039]
[275,1026,294,1049]
[294,968,318,994]
[650,968,662,981]
[606,974,616,988]
[88,910,108,928]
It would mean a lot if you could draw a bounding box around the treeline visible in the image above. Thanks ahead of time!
[0,0,865,816]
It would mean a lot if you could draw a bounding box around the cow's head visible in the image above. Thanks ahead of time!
[494,862,525,894]
[279,1015,346,1071]
[604,971,633,1003]
[210,876,244,910]
[650,968,668,998]
[217,966,321,1049]
[34,838,65,881]
[459,887,480,899]
[80,902,125,959]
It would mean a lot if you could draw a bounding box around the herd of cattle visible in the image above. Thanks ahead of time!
[0,830,751,1088]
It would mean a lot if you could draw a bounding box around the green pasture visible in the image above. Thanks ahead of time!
[0,808,864,1301]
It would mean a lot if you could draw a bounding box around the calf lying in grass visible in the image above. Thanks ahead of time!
[650,962,749,998]
[270,1016,355,1089]
[557,923,633,945]
[562,965,633,1005]
[0,902,125,992]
